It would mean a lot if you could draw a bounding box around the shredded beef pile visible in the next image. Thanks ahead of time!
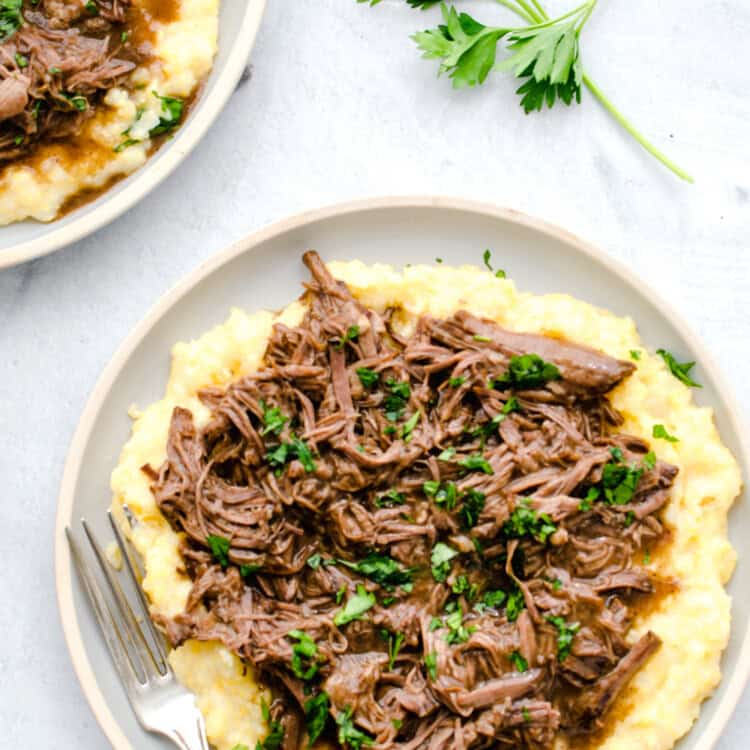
[0,0,141,160]
[150,251,677,750]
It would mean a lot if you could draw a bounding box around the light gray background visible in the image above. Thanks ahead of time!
[0,0,748,746]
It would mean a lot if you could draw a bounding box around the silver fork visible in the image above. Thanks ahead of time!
[66,511,209,750]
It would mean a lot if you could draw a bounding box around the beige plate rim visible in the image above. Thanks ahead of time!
[0,0,268,270]
[55,195,750,750]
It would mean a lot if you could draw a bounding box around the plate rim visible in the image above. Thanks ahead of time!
[55,195,750,750]
[0,0,268,270]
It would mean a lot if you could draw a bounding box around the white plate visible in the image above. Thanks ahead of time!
[56,197,750,749]
[0,0,267,270]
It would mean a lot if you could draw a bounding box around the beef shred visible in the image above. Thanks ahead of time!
[151,251,676,750]
[0,0,139,160]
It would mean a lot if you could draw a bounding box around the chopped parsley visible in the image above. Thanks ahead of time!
[482,248,506,278]
[438,447,456,461]
[336,325,360,350]
[336,585,347,604]
[643,450,657,470]
[522,706,532,723]
[509,651,528,672]
[356,367,379,388]
[84,1,98,14]
[375,489,405,508]
[266,436,317,473]
[386,630,405,669]
[288,630,322,680]
[630,349,642,361]
[493,353,561,390]
[240,563,262,579]
[502,499,557,543]
[505,588,526,622]
[384,378,410,421]
[459,489,485,529]
[14,52,27,68]
[424,651,438,680]
[423,480,457,510]
[578,486,598,512]
[401,410,421,441]
[443,606,476,644]
[260,401,288,436]
[338,553,414,590]
[336,707,374,750]
[304,691,330,747]
[457,454,493,474]
[479,589,507,611]
[657,348,702,388]
[652,423,679,443]
[0,0,22,42]
[150,91,185,136]
[206,534,230,568]
[256,700,285,750]
[600,459,643,505]
[448,375,466,387]
[547,615,580,661]
[430,542,458,582]
[334,584,376,626]
[473,334,491,343]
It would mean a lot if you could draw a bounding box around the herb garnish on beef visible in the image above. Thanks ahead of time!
[151,252,677,750]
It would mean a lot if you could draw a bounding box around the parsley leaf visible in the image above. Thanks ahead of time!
[338,554,415,590]
[510,650,528,672]
[375,489,405,508]
[207,534,231,568]
[257,700,285,750]
[546,615,580,661]
[423,480,457,510]
[457,454,494,474]
[443,606,475,644]
[0,0,22,43]
[630,349,642,361]
[643,450,657,470]
[494,353,561,390]
[304,692,330,747]
[288,630,322,681]
[260,401,288,436]
[356,367,379,388]
[505,588,526,622]
[240,563,262,579]
[266,436,317,473]
[657,348,702,388]
[652,424,679,443]
[334,584,376,626]
[424,650,438,680]
[448,375,466,387]
[480,589,506,610]
[150,91,184,136]
[502,498,557,543]
[336,707,374,750]
[459,488,485,529]
[386,630,405,669]
[401,410,421,441]
[336,325,360,350]
[431,542,458,582]
[601,460,643,505]
[384,378,410,421]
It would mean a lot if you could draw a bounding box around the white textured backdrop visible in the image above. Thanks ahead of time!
[0,0,748,746]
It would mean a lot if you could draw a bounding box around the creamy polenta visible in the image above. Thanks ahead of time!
[110,261,740,750]
[0,0,219,226]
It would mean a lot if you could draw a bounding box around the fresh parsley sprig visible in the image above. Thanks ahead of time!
[391,0,692,182]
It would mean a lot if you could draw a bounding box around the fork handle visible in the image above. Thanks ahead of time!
[161,712,210,750]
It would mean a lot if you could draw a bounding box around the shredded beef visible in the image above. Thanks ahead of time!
[0,0,139,160]
[150,251,676,750]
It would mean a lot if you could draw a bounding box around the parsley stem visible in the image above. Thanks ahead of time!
[581,74,694,183]
[497,0,694,183]
[495,0,534,24]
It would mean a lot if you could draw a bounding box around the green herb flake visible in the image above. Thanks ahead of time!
[502,499,557,543]
[260,401,288,436]
[457,454,493,474]
[288,630,322,681]
[431,542,458,582]
[424,651,438,680]
[356,367,379,388]
[494,353,561,390]
[14,52,28,68]
[256,700,285,750]
[547,615,580,662]
[630,349,642,361]
[336,325,360,350]
[304,691,330,747]
[240,563,262,579]
[336,707,374,750]
[652,423,679,443]
[657,348,701,388]
[0,0,23,43]
[206,534,231,568]
[473,335,491,343]
[401,410,421,441]
[334,584,376,626]
[509,650,528,672]
[375,489,406,508]
[448,375,466,387]
[387,631,406,669]
[150,91,185,136]
[459,489,485,529]
[505,588,525,622]
[338,553,415,590]
[643,451,657,470]
[438,447,456,461]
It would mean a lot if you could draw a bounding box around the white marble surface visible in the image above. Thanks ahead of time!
[0,0,748,746]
